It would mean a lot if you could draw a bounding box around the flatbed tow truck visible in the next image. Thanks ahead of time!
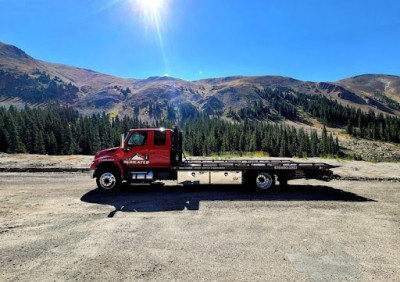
[90,127,336,191]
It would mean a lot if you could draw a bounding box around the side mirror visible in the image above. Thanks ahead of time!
[120,133,125,149]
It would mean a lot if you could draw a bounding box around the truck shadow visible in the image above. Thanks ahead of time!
[80,184,376,217]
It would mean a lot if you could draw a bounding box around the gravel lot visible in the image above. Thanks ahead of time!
[0,171,399,281]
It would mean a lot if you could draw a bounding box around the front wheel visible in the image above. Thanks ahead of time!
[255,172,275,190]
[96,169,121,191]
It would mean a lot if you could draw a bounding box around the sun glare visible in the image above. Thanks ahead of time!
[128,0,170,76]
[137,0,164,15]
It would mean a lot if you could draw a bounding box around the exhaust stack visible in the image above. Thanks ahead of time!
[120,133,125,149]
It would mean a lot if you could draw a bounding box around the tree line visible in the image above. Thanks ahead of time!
[0,105,339,158]
[182,115,338,157]
[0,105,146,155]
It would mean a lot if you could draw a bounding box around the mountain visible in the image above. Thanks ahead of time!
[1,41,400,122]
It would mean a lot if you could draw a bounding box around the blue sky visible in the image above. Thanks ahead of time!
[0,0,399,81]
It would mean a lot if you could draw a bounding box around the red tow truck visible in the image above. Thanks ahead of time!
[90,126,336,191]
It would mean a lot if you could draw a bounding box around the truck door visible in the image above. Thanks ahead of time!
[123,131,151,169]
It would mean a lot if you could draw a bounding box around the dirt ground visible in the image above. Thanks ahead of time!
[0,167,399,281]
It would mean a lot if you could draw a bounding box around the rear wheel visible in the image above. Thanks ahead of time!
[248,172,275,190]
[96,169,121,191]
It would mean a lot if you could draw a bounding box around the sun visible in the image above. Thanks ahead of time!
[128,0,170,75]
[136,0,165,15]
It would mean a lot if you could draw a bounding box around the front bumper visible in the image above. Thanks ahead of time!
[89,169,95,179]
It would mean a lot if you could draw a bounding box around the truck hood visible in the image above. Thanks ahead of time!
[94,147,123,160]
[98,147,120,154]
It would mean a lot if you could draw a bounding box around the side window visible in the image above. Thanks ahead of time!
[128,132,148,147]
[154,131,166,146]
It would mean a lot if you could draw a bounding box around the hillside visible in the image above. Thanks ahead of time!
[1,42,400,122]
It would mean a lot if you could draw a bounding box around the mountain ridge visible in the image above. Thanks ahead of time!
[1,41,399,120]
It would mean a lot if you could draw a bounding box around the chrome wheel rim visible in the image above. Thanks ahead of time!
[99,172,116,189]
[256,173,273,189]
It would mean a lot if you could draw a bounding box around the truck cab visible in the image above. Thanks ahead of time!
[90,127,182,190]
[123,128,171,168]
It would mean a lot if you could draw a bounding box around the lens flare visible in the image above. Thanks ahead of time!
[129,0,170,75]
[131,0,166,29]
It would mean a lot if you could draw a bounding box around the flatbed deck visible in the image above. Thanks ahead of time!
[177,159,336,171]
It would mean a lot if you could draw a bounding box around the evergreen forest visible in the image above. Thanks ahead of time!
[0,104,340,157]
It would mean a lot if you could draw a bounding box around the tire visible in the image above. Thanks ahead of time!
[254,172,275,190]
[96,168,121,191]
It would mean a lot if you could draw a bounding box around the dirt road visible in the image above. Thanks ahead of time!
[0,172,399,281]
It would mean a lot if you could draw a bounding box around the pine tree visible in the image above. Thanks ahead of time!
[33,129,46,154]
[320,125,328,156]
[310,130,318,157]
[279,138,286,157]
[47,131,58,155]
[0,127,8,152]
[6,115,26,153]
[346,119,353,134]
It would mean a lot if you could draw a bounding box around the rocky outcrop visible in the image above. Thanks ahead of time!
[340,139,400,161]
